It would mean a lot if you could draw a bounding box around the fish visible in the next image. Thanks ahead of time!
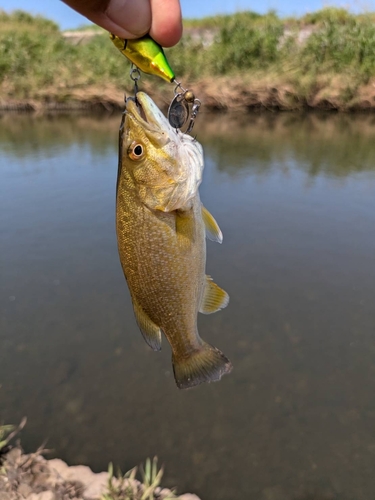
[110,34,175,83]
[116,91,232,389]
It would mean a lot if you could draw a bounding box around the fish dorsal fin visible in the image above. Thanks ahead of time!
[133,298,162,351]
[199,275,229,315]
[201,205,223,244]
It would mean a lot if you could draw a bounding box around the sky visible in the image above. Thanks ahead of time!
[0,0,374,30]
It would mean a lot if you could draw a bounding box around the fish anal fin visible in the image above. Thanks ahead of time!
[133,299,162,351]
[201,205,223,244]
[172,341,232,389]
[199,275,229,314]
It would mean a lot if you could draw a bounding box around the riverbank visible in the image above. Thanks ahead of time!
[3,73,375,114]
[3,9,375,113]
[0,424,199,500]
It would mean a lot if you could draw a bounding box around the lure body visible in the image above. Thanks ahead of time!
[110,34,175,83]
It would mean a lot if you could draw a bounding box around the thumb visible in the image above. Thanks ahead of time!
[62,0,152,39]
[105,0,152,38]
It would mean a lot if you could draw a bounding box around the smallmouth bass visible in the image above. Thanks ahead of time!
[116,92,232,389]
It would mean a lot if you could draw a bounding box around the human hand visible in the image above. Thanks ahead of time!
[62,0,182,47]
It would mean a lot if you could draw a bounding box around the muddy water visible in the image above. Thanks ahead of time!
[1,112,375,500]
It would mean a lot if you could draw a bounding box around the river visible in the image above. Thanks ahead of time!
[1,111,375,499]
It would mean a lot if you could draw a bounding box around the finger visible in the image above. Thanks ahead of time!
[105,0,152,38]
[149,0,182,47]
[62,0,152,39]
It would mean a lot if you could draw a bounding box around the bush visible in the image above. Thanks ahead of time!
[209,12,284,73]
[300,15,375,78]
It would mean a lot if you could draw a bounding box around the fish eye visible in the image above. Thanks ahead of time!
[128,142,144,160]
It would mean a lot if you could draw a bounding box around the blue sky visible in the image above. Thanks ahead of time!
[0,0,374,29]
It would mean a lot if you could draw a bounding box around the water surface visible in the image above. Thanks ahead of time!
[1,112,375,500]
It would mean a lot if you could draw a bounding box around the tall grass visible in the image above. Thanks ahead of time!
[183,10,262,29]
[0,10,129,97]
[299,15,375,80]
[2,8,375,101]
[209,12,283,73]
[167,8,375,81]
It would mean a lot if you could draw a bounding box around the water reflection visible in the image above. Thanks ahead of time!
[0,113,375,177]
[1,112,375,500]
[2,112,375,177]
[198,113,375,178]
[0,113,119,159]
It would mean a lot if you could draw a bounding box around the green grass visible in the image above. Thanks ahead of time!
[183,10,262,29]
[0,419,26,453]
[66,23,104,32]
[0,12,126,97]
[300,7,355,25]
[102,458,178,500]
[299,15,375,78]
[210,12,283,73]
[0,9,58,34]
[0,425,15,452]
[168,8,375,83]
[2,8,375,105]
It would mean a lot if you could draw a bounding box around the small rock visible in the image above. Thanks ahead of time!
[0,493,12,500]
[179,495,201,500]
[159,488,173,498]
[48,463,109,499]
[52,361,73,385]
[261,486,288,500]
[17,484,33,498]
[47,459,69,478]
[27,491,54,500]
[4,447,22,464]
[83,472,109,499]
[57,464,92,484]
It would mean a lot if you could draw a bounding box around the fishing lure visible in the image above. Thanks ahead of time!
[110,33,201,132]
[110,33,175,83]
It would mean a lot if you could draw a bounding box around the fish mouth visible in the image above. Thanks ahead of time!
[125,92,171,135]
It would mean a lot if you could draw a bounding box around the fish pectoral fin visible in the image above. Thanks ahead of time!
[133,299,162,351]
[201,205,223,244]
[172,341,232,390]
[199,275,229,315]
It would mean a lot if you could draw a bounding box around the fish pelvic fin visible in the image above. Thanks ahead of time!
[201,205,223,244]
[133,298,162,351]
[172,342,232,389]
[199,275,229,315]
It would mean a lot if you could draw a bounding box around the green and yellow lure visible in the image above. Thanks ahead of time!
[110,33,175,83]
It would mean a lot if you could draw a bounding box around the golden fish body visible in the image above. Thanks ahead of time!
[116,92,232,389]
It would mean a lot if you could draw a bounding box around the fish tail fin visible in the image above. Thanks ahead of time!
[172,342,232,390]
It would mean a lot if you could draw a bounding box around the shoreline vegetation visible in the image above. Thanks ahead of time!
[3,9,375,113]
[0,423,200,500]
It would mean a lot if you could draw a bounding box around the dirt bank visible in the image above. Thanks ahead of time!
[2,75,375,114]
